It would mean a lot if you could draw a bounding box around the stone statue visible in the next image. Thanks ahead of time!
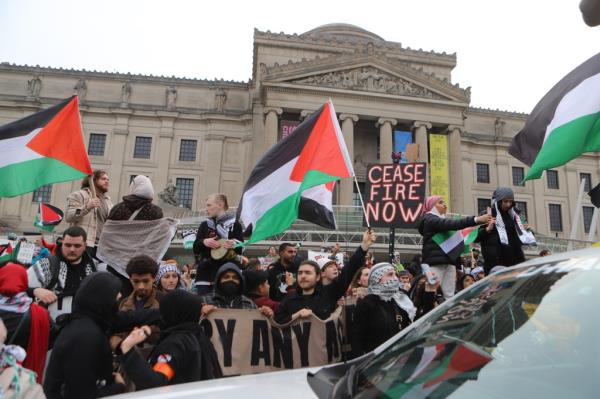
[158,180,179,206]
[494,118,506,138]
[166,86,177,110]
[27,75,42,99]
[214,89,227,112]
[73,79,87,101]
[121,82,132,105]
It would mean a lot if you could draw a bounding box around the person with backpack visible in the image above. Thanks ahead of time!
[27,226,97,320]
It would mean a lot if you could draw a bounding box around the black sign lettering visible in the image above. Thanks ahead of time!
[251,320,271,366]
[325,320,340,362]
[271,326,293,369]
[215,319,236,367]
[292,322,311,367]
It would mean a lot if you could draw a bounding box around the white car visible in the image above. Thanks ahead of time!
[115,248,600,398]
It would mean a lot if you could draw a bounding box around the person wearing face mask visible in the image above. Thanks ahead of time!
[350,262,416,357]
[199,263,274,319]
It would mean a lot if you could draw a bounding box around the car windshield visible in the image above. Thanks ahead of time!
[353,256,600,399]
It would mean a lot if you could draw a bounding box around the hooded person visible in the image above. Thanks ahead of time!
[0,263,52,383]
[418,195,491,299]
[107,175,163,221]
[350,262,415,357]
[44,272,127,398]
[199,263,274,318]
[118,290,222,390]
[476,187,534,274]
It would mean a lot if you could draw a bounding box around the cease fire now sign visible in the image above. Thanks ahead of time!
[363,163,427,228]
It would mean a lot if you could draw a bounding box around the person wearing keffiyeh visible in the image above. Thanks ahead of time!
[350,262,416,357]
[156,261,186,292]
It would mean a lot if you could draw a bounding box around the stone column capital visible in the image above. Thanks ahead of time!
[299,110,313,120]
[412,120,432,130]
[339,113,359,123]
[376,117,397,128]
[447,124,464,133]
[263,107,283,116]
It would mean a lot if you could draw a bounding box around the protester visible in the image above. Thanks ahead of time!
[117,290,222,390]
[243,269,280,312]
[199,263,274,318]
[347,267,369,299]
[471,266,486,281]
[476,187,530,274]
[398,269,412,291]
[181,264,194,289]
[268,243,298,301]
[364,251,374,268]
[65,169,112,257]
[44,272,127,398]
[27,226,97,319]
[0,263,52,383]
[406,254,422,277]
[409,275,441,320]
[107,175,163,221]
[110,256,162,351]
[351,262,415,356]
[193,194,244,295]
[539,249,551,257]
[274,229,375,324]
[471,248,485,268]
[317,258,339,286]
[156,261,186,293]
[418,195,491,299]
[457,273,476,292]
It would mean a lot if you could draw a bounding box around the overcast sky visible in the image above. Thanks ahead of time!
[1,0,597,113]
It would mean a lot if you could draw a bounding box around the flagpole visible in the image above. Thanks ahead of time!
[353,175,370,229]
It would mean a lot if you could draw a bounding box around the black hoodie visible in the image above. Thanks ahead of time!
[199,263,257,309]
[44,272,125,399]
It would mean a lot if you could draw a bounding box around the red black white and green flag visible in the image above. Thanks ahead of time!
[0,96,93,197]
[509,52,600,181]
[432,226,478,262]
[34,203,64,232]
[237,100,354,245]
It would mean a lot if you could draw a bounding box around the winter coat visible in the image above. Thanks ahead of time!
[476,208,525,273]
[274,246,366,324]
[418,213,478,266]
[267,259,299,302]
[107,195,163,221]
[65,188,112,247]
[199,263,257,309]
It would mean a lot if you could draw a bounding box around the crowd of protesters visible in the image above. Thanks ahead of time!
[0,170,548,398]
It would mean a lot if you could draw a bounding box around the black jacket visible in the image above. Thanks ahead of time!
[274,246,366,324]
[476,208,525,273]
[351,294,411,356]
[199,263,257,309]
[107,195,163,221]
[1,308,56,349]
[418,213,478,266]
[268,259,299,301]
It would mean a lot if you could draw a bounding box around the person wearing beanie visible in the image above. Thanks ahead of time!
[418,195,491,299]
[316,258,340,286]
[243,269,280,312]
[156,261,186,293]
[350,262,415,357]
[107,175,163,222]
[476,187,531,274]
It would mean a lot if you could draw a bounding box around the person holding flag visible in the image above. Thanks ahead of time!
[418,196,491,299]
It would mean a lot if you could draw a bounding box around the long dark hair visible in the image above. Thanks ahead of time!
[81,169,107,189]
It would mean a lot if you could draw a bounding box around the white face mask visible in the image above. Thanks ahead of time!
[369,276,400,301]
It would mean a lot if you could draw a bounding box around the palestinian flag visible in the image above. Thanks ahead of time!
[509,52,600,181]
[0,96,93,197]
[34,203,64,232]
[0,242,19,266]
[237,100,354,245]
[432,226,478,262]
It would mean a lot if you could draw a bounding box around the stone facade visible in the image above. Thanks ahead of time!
[0,23,598,240]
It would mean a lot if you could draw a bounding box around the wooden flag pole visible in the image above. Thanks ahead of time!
[353,175,370,229]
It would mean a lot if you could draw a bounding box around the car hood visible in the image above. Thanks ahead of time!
[112,367,321,399]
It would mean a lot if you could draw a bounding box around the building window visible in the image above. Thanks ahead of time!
[583,206,595,233]
[512,166,525,186]
[133,136,152,159]
[176,178,194,209]
[514,201,528,223]
[548,204,563,232]
[476,163,490,183]
[353,182,365,208]
[88,133,106,156]
[477,198,491,215]
[546,170,559,189]
[179,139,197,162]
[32,184,52,203]
[580,173,592,192]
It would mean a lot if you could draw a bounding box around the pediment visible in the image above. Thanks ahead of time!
[260,52,470,103]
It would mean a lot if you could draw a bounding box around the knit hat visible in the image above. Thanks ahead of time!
[424,195,442,213]
[316,258,337,270]
[129,175,154,200]
[155,261,184,289]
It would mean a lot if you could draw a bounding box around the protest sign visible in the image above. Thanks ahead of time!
[201,308,344,376]
[307,250,344,266]
[363,163,427,228]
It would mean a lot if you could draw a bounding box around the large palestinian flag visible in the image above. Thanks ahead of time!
[509,52,600,181]
[0,96,93,197]
[237,100,354,245]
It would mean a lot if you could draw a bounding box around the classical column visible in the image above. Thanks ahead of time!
[203,134,226,196]
[339,114,358,206]
[155,112,177,195]
[412,121,432,163]
[110,110,133,199]
[263,107,282,152]
[376,118,397,164]
[447,125,465,214]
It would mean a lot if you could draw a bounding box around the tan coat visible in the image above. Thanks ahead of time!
[65,187,112,247]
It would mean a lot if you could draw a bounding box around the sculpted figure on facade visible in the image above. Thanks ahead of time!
[121,81,132,105]
[494,117,506,138]
[26,75,42,99]
[158,179,179,206]
[166,86,177,110]
[214,89,227,112]
[73,78,87,101]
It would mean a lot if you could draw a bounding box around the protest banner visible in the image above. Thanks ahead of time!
[429,134,450,205]
[201,307,344,376]
[307,250,344,266]
[363,163,427,228]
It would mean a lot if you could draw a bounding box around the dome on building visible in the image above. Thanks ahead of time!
[301,23,384,42]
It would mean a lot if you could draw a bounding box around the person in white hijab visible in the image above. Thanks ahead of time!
[107,175,163,221]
